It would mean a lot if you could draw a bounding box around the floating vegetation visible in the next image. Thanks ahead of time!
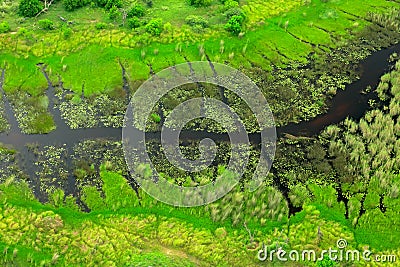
[7,90,55,134]
[57,86,126,129]
[0,144,25,183]
[35,145,68,196]
[0,105,9,132]
[59,98,98,129]
[72,139,127,191]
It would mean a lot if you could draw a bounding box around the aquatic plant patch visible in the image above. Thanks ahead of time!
[35,145,69,197]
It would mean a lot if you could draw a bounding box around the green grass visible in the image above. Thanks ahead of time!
[1,54,47,95]
[0,0,396,97]
[1,0,395,94]
[146,0,225,27]
[242,0,304,26]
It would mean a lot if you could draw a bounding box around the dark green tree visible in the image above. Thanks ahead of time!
[0,21,10,33]
[63,0,89,11]
[127,17,141,29]
[105,0,122,10]
[224,15,244,34]
[38,19,54,30]
[145,18,163,36]
[188,0,212,7]
[108,5,119,20]
[18,0,43,17]
[127,4,145,18]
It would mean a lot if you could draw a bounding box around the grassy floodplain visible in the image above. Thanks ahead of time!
[0,0,398,133]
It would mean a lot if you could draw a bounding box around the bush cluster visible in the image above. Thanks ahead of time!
[127,17,141,29]
[97,0,124,11]
[63,0,90,11]
[185,15,209,28]
[224,7,245,19]
[63,0,121,11]
[38,19,54,30]
[95,22,107,29]
[95,0,122,9]
[108,5,119,20]
[145,18,163,36]
[127,4,145,18]
[223,0,238,10]
[188,0,212,7]
[224,14,244,34]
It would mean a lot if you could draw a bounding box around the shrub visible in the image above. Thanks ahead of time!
[151,113,161,123]
[192,24,206,33]
[163,22,172,33]
[145,18,163,36]
[62,27,72,39]
[108,5,119,20]
[127,17,141,29]
[224,7,245,19]
[127,4,145,18]
[95,22,107,29]
[224,15,244,34]
[18,0,43,17]
[63,0,89,11]
[95,0,121,9]
[188,0,212,7]
[17,27,34,43]
[95,0,107,6]
[104,0,122,10]
[38,19,54,30]
[17,27,30,36]
[185,15,209,28]
[224,0,238,10]
[0,21,10,33]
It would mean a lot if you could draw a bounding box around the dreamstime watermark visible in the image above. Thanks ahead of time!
[257,239,397,263]
[122,61,276,207]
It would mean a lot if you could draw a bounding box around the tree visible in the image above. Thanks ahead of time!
[95,0,122,9]
[38,19,54,30]
[224,15,244,35]
[127,17,141,29]
[63,0,89,11]
[224,7,245,19]
[35,0,56,18]
[223,0,238,10]
[95,0,107,6]
[188,0,212,7]
[0,21,10,33]
[127,4,145,18]
[108,5,119,20]
[185,15,209,28]
[145,18,163,36]
[18,0,43,17]
[105,0,122,10]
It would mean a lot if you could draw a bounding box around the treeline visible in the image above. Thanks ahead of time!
[16,0,246,35]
